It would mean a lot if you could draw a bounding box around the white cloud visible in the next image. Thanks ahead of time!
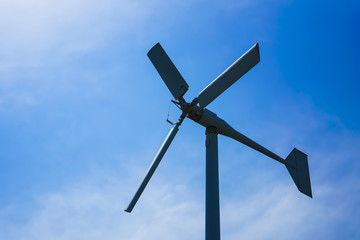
[0,1,359,239]
[0,160,358,240]
[221,182,360,240]
[1,110,359,240]
[0,0,288,107]
[0,0,203,107]
[0,0,200,67]
[0,171,204,240]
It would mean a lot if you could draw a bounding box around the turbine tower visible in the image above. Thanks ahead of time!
[125,42,312,240]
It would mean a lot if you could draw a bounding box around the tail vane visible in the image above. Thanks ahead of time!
[285,148,312,198]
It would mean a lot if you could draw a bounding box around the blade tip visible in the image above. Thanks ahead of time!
[255,42,260,62]
[147,42,162,56]
[300,189,313,198]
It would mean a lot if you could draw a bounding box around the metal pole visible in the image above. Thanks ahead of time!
[205,126,220,240]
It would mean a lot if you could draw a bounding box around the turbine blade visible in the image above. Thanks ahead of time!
[197,43,260,108]
[148,43,189,100]
[125,124,180,213]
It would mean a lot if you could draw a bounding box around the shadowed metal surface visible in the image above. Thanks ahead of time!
[197,43,260,108]
[125,124,180,213]
[205,126,220,240]
[194,108,294,168]
[286,148,312,197]
[125,42,312,240]
[147,43,189,100]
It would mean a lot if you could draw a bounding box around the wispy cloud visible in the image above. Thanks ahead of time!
[1,1,358,239]
[0,171,204,240]
[1,104,359,239]
[0,0,200,107]
[0,0,203,67]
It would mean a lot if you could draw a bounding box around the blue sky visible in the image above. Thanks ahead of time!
[0,0,359,239]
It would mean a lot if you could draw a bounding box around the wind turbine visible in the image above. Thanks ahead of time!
[125,42,312,240]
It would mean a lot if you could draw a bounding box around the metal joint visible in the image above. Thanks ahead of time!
[206,126,218,135]
[187,105,203,122]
